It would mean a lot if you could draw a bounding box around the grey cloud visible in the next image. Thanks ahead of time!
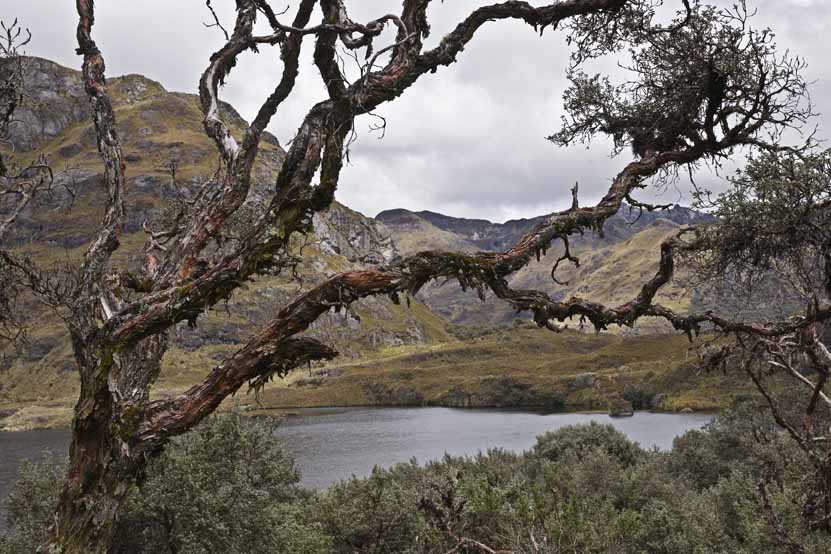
[4,0,828,221]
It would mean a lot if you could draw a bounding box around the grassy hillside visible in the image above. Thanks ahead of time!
[0,59,452,429]
[1,324,753,430]
[391,214,697,330]
[257,325,752,413]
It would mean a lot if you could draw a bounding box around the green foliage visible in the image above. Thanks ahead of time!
[667,401,771,489]
[0,455,66,554]
[112,412,329,554]
[4,403,831,554]
[313,464,435,554]
[306,401,831,553]
[689,149,831,299]
[533,421,642,466]
[622,385,653,410]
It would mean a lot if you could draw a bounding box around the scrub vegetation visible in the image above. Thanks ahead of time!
[4,396,830,554]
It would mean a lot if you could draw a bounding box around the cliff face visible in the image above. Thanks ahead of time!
[1,57,286,250]
[314,202,397,265]
[4,57,90,151]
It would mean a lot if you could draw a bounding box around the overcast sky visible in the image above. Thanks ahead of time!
[5,0,829,221]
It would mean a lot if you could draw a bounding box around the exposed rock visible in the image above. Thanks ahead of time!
[571,372,599,389]
[313,202,397,265]
[366,325,424,348]
[2,57,90,151]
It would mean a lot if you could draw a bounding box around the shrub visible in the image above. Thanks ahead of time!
[4,408,831,554]
[113,412,329,554]
[622,386,655,410]
[312,463,427,554]
[532,421,643,466]
[0,455,66,554]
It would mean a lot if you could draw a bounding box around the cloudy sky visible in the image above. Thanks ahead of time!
[5,0,829,221]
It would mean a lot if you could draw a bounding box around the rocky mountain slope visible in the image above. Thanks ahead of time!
[0,57,449,427]
[377,206,714,328]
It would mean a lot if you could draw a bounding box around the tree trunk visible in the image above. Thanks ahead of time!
[47,470,126,554]
[44,385,140,553]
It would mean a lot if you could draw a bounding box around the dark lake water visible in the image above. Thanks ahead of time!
[0,407,713,528]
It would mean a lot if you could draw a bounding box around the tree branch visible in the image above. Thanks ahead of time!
[75,0,126,298]
[136,336,336,448]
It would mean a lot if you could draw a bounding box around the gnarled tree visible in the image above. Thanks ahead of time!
[683,148,831,537]
[0,0,822,552]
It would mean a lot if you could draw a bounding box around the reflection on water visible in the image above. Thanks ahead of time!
[0,408,713,528]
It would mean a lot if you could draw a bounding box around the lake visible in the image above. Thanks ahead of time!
[0,407,713,528]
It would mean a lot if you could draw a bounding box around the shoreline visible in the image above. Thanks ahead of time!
[0,402,719,433]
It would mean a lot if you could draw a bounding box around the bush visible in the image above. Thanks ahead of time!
[532,421,643,466]
[622,386,655,410]
[313,463,431,554]
[113,412,329,554]
[0,455,66,554]
[4,407,831,554]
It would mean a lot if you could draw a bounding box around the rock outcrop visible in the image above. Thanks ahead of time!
[314,202,397,265]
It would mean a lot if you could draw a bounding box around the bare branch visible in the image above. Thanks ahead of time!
[75,0,127,301]
[136,336,336,448]
[203,0,230,40]
[444,538,514,554]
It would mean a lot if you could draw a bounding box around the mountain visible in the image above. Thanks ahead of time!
[378,206,709,253]
[0,57,450,428]
[377,206,714,329]
[0,57,751,429]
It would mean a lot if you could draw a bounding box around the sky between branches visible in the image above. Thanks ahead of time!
[5,0,829,221]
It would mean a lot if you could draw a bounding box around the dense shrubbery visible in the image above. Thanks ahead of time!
[1,454,66,554]
[111,413,330,554]
[4,401,831,553]
[1,414,331,554]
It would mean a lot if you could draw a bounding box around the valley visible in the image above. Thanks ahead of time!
[0,57,753,431]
